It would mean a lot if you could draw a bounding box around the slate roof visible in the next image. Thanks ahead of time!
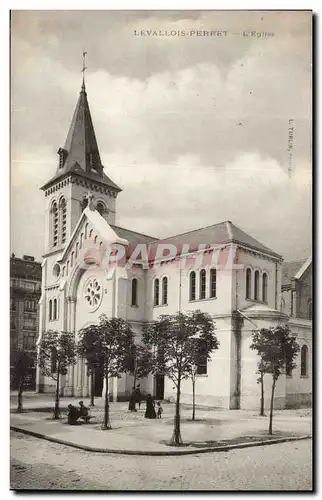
[149,220,282,259]
[41,81,121,192]
[111,225,157,247]
[282,259,308,286]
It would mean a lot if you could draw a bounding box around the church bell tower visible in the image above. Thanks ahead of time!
[40,57,121,256]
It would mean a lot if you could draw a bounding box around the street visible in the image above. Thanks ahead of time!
[10,431,312,491]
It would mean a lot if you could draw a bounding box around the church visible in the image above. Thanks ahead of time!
[36,77,312,410]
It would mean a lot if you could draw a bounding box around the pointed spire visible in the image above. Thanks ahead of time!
[57,53,104,175]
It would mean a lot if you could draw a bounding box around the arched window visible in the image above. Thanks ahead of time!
[49,299,52,321]
[162,277,168,305]
[89,229,93,239]
[59,197,67,244]
[53,298,57,320]
[66,261,69,276]
[131,278,138,306]
[262,273,268,303]
[84,224,88,240]
[154,279,160,306]
[210,268,216,298]
[51,348,57,373]
[199,269,206,300]
[96,202,107,217]
[190,271,196,301]
[254,270,260,301]
[80,233,84,249]
[280,297,285,312]
[308,299,312,320]
[246,268,252,299]
[51,201,58,247]
[301,345,308,376]
[71,252,74,267]
[75,242,79,259]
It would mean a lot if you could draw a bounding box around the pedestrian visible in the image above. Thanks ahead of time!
[135,384,142,410]
[78,401,91,422]
[67,404,80,425]
[128,387,137,412]
[156,401,163,419]
[144,394,156,419]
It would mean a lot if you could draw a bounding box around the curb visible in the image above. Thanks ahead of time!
[10,426,312,457]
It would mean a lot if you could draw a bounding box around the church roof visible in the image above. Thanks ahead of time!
[41,81,121,192]
[149,221,282,259]
[282,257,311,286]
[111,225,157,246]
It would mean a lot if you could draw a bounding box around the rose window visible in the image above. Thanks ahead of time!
[83,277,102,311]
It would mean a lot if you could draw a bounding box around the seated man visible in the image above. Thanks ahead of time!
[78,401,92,423]
[67,404,80,425]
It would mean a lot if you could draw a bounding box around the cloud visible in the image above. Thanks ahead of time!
[10,11,312,262]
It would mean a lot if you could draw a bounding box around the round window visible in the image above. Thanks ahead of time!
[83,276,103,312]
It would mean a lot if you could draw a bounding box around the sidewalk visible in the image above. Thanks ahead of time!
[10,394,312,456]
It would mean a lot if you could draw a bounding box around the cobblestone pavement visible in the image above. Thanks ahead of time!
[10,431,312,491]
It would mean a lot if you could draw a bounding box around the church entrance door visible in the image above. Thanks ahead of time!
[94,367,104,397]
[155,374,164,400]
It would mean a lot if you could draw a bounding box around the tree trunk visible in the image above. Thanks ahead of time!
[17,377,23,413]
[192,378,196,421]
[171,377,183,446]
[102,373,112,430]
[260,372,265,416]
[90,371,95,407]
[268,376,277,435]
[53,373,60,419]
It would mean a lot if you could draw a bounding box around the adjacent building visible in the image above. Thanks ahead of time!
[10,254,42,389]
[35,77,312,409]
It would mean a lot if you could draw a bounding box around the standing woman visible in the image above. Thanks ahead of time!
[144,394,156,419]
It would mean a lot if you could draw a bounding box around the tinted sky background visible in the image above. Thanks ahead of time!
[11,10,312,261]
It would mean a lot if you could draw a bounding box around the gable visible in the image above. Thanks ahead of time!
[58,207,129,276]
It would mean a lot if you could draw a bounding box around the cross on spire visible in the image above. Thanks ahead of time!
[81,51,87,90]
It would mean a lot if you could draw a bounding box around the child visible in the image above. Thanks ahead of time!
[156,401,163,419]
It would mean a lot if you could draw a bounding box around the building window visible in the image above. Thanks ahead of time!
[196,339,207,375]
[300,345,308,377]
[10,299,16,311]
[254,270,260,301]
[154,279,160,306]
[49,299,53,321]
[59,197,67,244]
[51,348,57,373]
[280,297,285,312]
[199,269,206,300]
[308,299,312,320]
[190,271,196,301]
[53,298,58,320]
[262,273,268,303]
[246,268,252,299]
[24,332,36,350]
[96,202,107,217]
[162,277,168,305]
[131,278,138,306]
[210,268,216,298]
[51,202,58,247]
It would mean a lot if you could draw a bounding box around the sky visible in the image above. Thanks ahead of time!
[10,10,312,262]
